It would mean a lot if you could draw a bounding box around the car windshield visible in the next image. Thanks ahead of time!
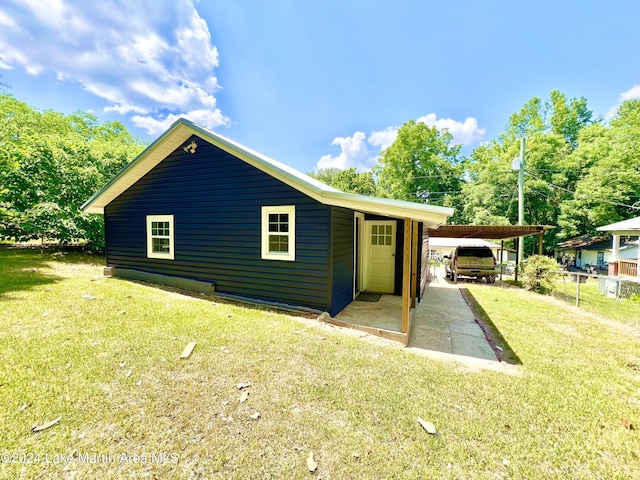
[457,248,493,257]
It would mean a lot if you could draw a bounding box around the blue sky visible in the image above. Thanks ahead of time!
[1,0,640,174]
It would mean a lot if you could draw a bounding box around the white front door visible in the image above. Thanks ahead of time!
[364,221,396,293]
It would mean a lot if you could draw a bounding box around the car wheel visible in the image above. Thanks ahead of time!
[487,276,496,284]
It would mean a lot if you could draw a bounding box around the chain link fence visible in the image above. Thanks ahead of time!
[597,275,640,299]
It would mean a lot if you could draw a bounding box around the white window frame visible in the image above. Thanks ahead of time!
[261,206,295,261]
[146,215,175,260]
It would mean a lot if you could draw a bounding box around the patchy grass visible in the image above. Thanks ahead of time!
[1,247,639,479]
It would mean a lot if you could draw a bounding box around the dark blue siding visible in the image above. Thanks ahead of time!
[104,136,334,311]
[329,207,354,315]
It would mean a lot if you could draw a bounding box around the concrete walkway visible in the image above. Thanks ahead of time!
[408,274,501,369]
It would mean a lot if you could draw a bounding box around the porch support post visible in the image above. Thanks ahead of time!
[538,232,543,255]
[609,234,620,276]
[411,220,419,308]
[637,237,640,277]
[401,218,411,334]
[612,234,620,262]
[514,238,519,282]
[500,240,504,282]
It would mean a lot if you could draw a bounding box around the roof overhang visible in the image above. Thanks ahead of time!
[426,224,554,240]
[82,119,453,228]
[596,216,640,235]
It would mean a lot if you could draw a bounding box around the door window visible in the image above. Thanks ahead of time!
[371,224,393,246]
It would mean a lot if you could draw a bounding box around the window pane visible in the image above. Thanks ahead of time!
[152,221,171,237]
[269,235,289,253]
[372,225,378,234]
[269,224,278,232]
[269,214,278,223]
[371,235,377,245]
[385,235,392,246]
[386,225,392,235]
[152,238,170,253]
[279,213,288,223]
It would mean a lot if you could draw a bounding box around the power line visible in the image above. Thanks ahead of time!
[526,172,640,211]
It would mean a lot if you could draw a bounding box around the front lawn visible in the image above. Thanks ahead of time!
[1,247,638,478]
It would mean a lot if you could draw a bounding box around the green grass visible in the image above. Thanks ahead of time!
[553,275,640,326]
[1,247,639,479]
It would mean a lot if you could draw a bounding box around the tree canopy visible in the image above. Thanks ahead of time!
[313,90,639,255]
[373,120,463,217]
[3,88,639,256]
[308,167,375,196]
[0,95,146,249]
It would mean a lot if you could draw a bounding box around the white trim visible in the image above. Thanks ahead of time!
[353,212,365,298]
[82,119,453,228]
[261,206,295,261]
[146,215,175,260]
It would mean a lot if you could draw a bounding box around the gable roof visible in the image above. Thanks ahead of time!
[82,118,453,227]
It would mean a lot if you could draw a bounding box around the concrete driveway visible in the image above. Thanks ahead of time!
[408,271,504,370]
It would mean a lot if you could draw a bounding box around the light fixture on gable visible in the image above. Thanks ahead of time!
[183,140,198,154]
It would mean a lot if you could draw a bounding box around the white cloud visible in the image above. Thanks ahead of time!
[368,127,398,151]
[317,113,486,171]
[619,85,640,101]
[131,109,229,136]
[417,114,486,146]
[316,132,376,172]
[605,85,640,119]
[0,0,229,132]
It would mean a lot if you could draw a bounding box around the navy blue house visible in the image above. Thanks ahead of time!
[83,119,452,327]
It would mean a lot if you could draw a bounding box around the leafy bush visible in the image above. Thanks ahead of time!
[521,255,561,293]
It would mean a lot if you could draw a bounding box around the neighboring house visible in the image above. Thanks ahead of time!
[82,119,453,320]
[556,235,612,269]
[597,216,640,277]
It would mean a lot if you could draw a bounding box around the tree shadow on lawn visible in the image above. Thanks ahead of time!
[0,245,82,299]
[459,287,523,365]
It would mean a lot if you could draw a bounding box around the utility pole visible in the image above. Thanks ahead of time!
[518,137,525,264]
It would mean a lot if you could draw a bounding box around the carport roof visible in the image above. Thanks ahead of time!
[427,224,554,240]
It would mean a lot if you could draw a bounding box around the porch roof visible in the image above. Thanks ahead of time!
[597,216,640,235]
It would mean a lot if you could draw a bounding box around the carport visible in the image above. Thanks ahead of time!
[425,225,555,281]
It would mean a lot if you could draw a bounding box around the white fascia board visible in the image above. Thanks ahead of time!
[596,228,640,236]
[319,191,453,227]
[596,216,640,232]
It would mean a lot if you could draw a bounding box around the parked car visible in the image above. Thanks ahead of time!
[444,246,498,283]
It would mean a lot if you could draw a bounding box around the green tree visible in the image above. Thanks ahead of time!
[460,91,597,253]
[373,120,463,210]
[309,167,376,195]
[0,95,146,248]
[558,100,640,236]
